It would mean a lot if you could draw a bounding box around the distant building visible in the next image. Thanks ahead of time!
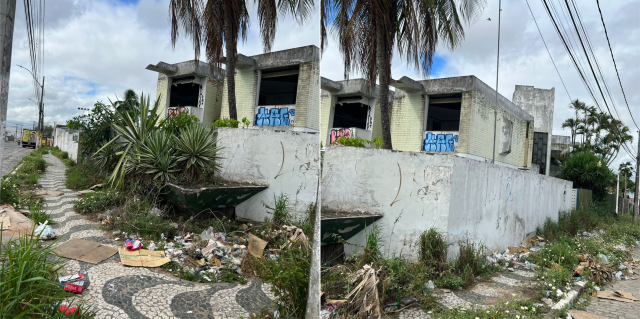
[148,45,320,132]
[512,85,556,175]
[550,135,571,177]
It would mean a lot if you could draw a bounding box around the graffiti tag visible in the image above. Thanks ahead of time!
[255,106,296,126]
[330,128,353,144]
[423,132,459,152]
[167,107,189,119]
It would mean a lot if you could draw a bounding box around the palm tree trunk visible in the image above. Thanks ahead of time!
[223,12,238,120]
[377,27,392,150]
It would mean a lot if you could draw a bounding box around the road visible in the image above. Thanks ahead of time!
[1,140,32,176]
[584,247,640,319]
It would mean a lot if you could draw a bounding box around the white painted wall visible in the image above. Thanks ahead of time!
[322,146,455,259]
[447,157,573,259]
[215,127,319,222]
[53,127,79,162]
[321,146,573,261]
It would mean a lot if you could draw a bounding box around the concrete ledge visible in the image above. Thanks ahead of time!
[547,281,585,317]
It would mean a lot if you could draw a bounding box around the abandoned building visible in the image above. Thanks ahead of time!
[147,45,320,132]
[321,75,556,170]
[512,85,556,175]
[320,78,393,146]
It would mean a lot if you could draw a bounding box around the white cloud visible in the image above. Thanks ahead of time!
[7,0,319,128]
[321,0,640,170]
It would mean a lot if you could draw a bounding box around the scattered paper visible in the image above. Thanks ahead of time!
[567,310,607,319]
[118,249,171,267]
[247,234,268,258]
[54,239,118,264]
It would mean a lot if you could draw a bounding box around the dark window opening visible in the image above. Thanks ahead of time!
[258,73,299,106]
[333,102,369,130]
[426,94,462,131]
[532,132,548,175]
[170,78,200,108]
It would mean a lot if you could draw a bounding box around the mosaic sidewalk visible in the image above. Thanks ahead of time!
[41,153,275,319]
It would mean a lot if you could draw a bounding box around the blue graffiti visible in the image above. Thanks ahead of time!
[506,177,513,202]
[423,133,458,152]
[255,107,295,126]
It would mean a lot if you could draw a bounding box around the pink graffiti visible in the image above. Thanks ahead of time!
[330,128,353,144]
[167,107,188,119]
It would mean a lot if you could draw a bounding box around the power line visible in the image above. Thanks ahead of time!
[595,0,639,131]
[524,0,571,101]
[539,0,636,159]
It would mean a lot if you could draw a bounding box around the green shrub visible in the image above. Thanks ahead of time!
[160,111,200,137]
[418,228,447,271]
[211,118,239,130]
[258,247,310,318]
[264,194,292,226]
[174,123,223,183]
[362,224,383,266]
[129,130,179,184]
[74,189,121,215]
[60,151,69,160]
[561,151,615,199]
[0,232,94,318]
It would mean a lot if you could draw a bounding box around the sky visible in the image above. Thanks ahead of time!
[6,0,639,172]
[6,0,319,132]
[321,0,640,172]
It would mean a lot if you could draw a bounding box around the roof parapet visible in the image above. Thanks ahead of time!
[390,76,424,93]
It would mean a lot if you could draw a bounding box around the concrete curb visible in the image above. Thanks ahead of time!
[545,281,586,318]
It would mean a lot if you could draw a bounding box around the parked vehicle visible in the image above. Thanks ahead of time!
[21,129,37,149]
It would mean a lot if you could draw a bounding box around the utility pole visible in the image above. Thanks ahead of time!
[635,132,640,222]
[0,0,16,194]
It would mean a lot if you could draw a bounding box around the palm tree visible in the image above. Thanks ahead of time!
[568,99,585,122]
[562,118,579,146]
[169,0,313,120]
[322,0,486,149]
[114,89,140,116]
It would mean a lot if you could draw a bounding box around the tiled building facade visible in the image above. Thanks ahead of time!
[149,45,320,132]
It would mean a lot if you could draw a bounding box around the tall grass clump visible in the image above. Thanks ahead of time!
[0,232,94,318]
[418,228,447,271]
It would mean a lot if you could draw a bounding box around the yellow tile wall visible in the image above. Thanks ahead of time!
[296,62,320,130]
[221,69,258,123]
[465,91,532,167]
[390,93,425,152]
[202,79,224,127]
[320,94,333,146]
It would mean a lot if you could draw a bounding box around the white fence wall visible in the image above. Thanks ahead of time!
[53,127,79,162]
[322,146,455,258]
[447,157,573,258]
[216,127,320,222]
[321,146,573,260]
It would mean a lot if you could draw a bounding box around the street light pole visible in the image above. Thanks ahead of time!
[492,0,502,164]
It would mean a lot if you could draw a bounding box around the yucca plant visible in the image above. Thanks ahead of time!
[94,94,162,187]
[174,123,223,183]
[129,130,179,184]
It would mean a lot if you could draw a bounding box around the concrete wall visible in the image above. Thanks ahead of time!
[320,91,334,146]
[322,146,455,258]
[53,127,80,162]
[322,146,573,260]
[447,156,573,258]
[512,85,555,175]
[216,127,319,222]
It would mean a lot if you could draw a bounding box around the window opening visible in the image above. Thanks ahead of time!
[426,94,462,131]
[170,76,200,108]
[258,69,299,106]
[333,101,370,130]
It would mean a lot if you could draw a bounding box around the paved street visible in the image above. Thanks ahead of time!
[40,154,276,318]
[584,248,640,319]
[1,140,32,176]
